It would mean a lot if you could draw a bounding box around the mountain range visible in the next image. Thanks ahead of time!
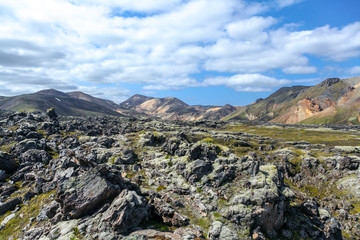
[0,76,360,124]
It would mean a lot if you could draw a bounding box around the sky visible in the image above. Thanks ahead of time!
[0,0,360,106]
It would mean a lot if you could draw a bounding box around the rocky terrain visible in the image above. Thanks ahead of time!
[0,108,359,239]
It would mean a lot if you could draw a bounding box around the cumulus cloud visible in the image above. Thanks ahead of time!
[0,0,359,100]
[203,74,291,92]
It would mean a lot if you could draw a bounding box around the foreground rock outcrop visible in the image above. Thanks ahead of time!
[0,110,358,239]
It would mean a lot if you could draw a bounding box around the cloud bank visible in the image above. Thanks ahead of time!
[0,0,359,101]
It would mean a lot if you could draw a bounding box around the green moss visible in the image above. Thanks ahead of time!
[194,217,211,231]
[9,126,19,132]
[70,226,83,240]
[0,142,16,153]
[156,185,167,192]
[196,188,203,193]
[47,150,60,159]
[350,202,360,214]
[126,171,136,179]
[165,155,171,159]
[213,212,221,218]
[139,219,174,232]
[0,190,56,239]
[36,129,47,137]
[202,138,214,143]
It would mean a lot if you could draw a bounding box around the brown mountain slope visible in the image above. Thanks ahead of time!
[67,91,120,110]
[225,76,360,124]
[0,89,121,117]
[119,95,241,120]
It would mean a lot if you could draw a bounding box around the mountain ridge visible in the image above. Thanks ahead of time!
[0,76,359,124]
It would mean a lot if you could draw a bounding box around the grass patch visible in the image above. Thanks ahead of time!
[0,142,16,153]
[202,138,214,143]
[156,185,167,192]
[224,123,360,147]
[70,226,83,240]
[0,190,56,239]
[47,149,60,159]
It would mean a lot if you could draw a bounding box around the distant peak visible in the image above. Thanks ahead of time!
[36,89,69,97]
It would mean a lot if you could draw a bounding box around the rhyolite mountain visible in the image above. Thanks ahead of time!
[0,89,121,117]
[118,76,360,124]
[226,76,360,124]
[119,94,240,120]
[0,76,360,124]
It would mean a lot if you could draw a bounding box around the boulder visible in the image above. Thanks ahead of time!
[150,197,189,227]
[20,149,51,164]
[37,200,60,221]
[97,137,115,148]
[185,160,212,182]
[0,151,18,173]
[0,197,22,215]
[114,148,138,165]
[189,143,219,161]
[46,108,58,122]
[301,200,320,217]
[56,170,119,219]
[13,139,45,155]
[208,221,238,240]
[101,189,149,233]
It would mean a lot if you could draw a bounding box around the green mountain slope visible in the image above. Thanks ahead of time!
[228,85,309,121]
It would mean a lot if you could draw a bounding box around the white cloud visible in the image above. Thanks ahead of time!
[282,65,317,74]
[143,78,201,90]
[226,16,276,40]
[75,0,183,13]
[0,0,359,100]
[276,0,304,8]
[76,85,131,103]
[204,74,291,92]
[350,66,360,75]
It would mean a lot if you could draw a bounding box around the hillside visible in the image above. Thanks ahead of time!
[67,91,120,110]
[226,77,360,124]
[0,76,360,123]
[0,90,121,117]
[119,95,242,120]
[119,94,155,109]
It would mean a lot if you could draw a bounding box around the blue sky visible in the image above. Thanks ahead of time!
[0,0,359,106]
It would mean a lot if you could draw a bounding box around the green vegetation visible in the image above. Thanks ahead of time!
[202,138,214,143]
[224,123,360,147]
[0,190,56,239]
[156,185,167,192]
[0,142,16,152]
[70,227,84,240]
[140,219,173,232]
[229,85,309,121]
[196,188,203,193]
